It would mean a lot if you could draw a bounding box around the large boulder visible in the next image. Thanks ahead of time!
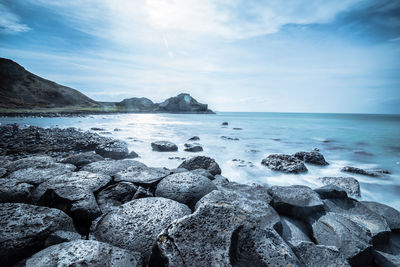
[314,184,348,199]
[178,156,221,175]
[293,151,329,165]
[151,141,178,152]
[190,168,214,180]
[317,177,360,197]
[268,185,324,218]
[95,140,129,159]
[91,197,191,261]
[114,166,170,187]
[0,203,76,266]
[261,154,308,173]
[280,216,312,246]
[96,182,139,213]
[0,179,34,204]
[20,240,143,266]
[4,156,56,172]
[361,201,400,231]
[155,172,217,209]
[61,152,104,168]
[80,159,147,177]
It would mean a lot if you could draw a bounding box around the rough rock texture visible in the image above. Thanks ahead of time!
[151,141,178,152]
[91,197,191,261]
[318,176,360,197]
[61,152,104,168]
[293,151,329,165]
[95,140,129,159]
[178,156,221,175]
[373,233,400,267]
[183,143,203,152]
[280,216,312,246]
[292,241,350,267]
[4,156,56,172]
[341,166,390,177]
[261,154,308,173]
[314,184,348,199]
[115,166,170,187]
[21,240,143,266]
[155,93,213,113]
[0,167,6,177]
[97,182,139,213]
[44,230,81,247]
[81,159,147,177]
[361,201,400,231]
[0,203,76,266]
[0,179,34,203]
[190,168,214,180]
[155,172,217,209]
[268,185,324,218]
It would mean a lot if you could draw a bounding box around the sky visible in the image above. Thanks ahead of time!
[0,0,399,113]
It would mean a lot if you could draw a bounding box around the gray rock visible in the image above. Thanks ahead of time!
[0,203,75,266]
[44,230,82,247]
[261,154,308,173]
[81,159,147,177]
[280,216,312,246]
[268,185,324,218]
[127,150,139,158]
[155,172,217,209]
[132,186,153,199]
[4,156,56,172]
[221,136,239,140]
[61,152,104,168]
[170,167,188,174]
[91,127,105,131]
[293,151,329,165]
[0,167,6,177]
[341,166,390,177]
[0,179,34,203]
[318,176,360,197]
[191,168,214,180]
[155,93,212,113]
[97,182,139,213]
[361,201,400,231]
[6,163,76,185]
[184,143,203,152]
[22,240,143,267]
[95,140,129,159]
[91,197,191,261]
[323,198,390,244]
[292,241,350,267]
[188,136,200,141]
[309,212,373,266]
[314,184,348,199]
[233,127,242,130]
[115,166,170,187]
[178,156,221,175]
[373,233,400,267]
[151,141,178,152]
[222,122,228,125]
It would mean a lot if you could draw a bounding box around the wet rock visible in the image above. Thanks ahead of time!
[0,167,6,177]
[341,166,390,177]
[90,127,105,131]
[261,154,308,173]
[314,184,348,199]
[81,159,147,177]
[4,156,56,172]
[293,151,329,165]
[292,241,350,267]
[97,182,138,213]
[188,136,200,141]
[95,140,129,159]
[178,156,221,175]
[221,136,239,140]
[191,168,214,180]
[0,203,75,266]
[22,240,143,267]
[127,150,139,158]
[151,141,178,152]
[61,152,104,168]
[155,172,217,209]
[115,166,170,187]
[361,201,400,231]
[310,212,373,266]
[184,143,203,152]
[233,127,242,130]
[99,131,112,135]
[318,176,361,197]
[323,198,390,244]
[170,167,188,173]
[221,122,229,125]
[91,197,191,261]
[114,128,122,131]
[280,216,312,246]
[373,233,400,267]
[0,179,34,203]
[268,185,324,218]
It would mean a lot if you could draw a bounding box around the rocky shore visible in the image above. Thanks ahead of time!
[0,125,399,266]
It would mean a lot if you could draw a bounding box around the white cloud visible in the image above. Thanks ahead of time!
[0,3,30,34]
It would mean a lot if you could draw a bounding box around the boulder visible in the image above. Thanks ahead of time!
[0,167,6,177]
[314,184,348,199]
[91,197,191,261]
[4,156,56,172]
[188,136,200,141]
[127,151,139,158]
[292,241,350,267]
[361,201,400,231]
[155,172,217,209]
[0,179,34,203]
[21,240,143,266]
[190,168,214,180]
[341,166,390,177]
[280,216,312,246]
[184,143,203,152]
[0,203,76,266]
[318,176,360,197]
[261,154,308,173]
[268,185,324,218]
[178,156,221,175]
[81,159,147,177]
[132,186,153,199]
[44,230,81,247]
[293,151,329,165]
[97,182,139,213]
[373,233,400,267]
[114,166,170,187]
[221,136,239,140]
[61,152,104,168]
[151,141,178,152]
[95,140,129,159]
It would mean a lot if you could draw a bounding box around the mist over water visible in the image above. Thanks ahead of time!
[2,112,399,209]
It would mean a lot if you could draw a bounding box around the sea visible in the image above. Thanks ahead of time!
[1,112,399,210]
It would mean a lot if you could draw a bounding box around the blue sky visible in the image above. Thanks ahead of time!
[0,0,399,113]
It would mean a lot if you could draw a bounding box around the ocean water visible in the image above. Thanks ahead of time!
[1,112,400,209]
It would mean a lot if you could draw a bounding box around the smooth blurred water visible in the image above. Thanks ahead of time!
[1,112,400,209]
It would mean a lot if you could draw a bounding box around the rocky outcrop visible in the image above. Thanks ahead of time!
[116,97,155,112]
[341,166,391,177]
[151,141,178,152]
[318,176,361,197]
[261,154,308,173]
[178,156,221,175]
[184,143,203,152]
[114,166,170,187]
[293,151,329,165]
[155,93,213,113]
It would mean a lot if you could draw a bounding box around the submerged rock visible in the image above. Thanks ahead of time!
[0,203,75,266]
[318,176,361,197]
[184,143,203,152]
[341,166,390,177]
[190,168,214,180]
[151,141,178,152]
[221,122,228,126]
[261,154,308,173]
[178,156,221,175]
[221,136,239,140]
[293,151,329,165]
[61,152,104,168]
[188,136,200,141]
[81,159,147,177]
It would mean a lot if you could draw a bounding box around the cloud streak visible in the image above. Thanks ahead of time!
[0,2,30,34]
